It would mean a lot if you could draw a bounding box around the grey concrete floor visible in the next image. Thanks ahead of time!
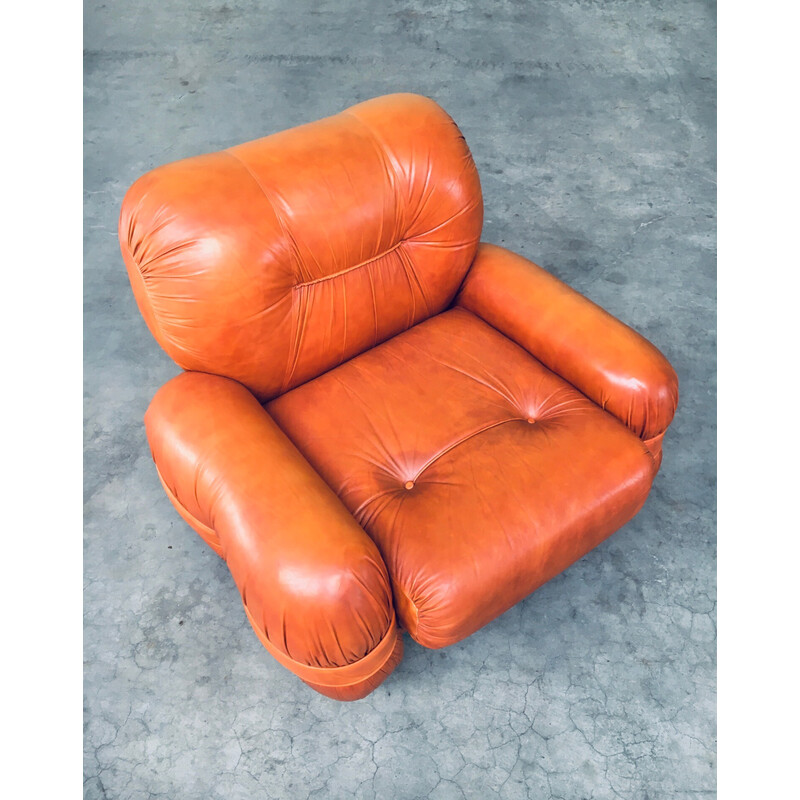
[84,1,716,797]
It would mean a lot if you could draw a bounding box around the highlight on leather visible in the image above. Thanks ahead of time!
[145,371,402,697]
[119,93,483,402]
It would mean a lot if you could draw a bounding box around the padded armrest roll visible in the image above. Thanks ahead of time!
[457,243,679,440]
[145,371,402,700]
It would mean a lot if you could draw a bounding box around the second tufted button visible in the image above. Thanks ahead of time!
[404,480,415,490]
[526,417,536,424]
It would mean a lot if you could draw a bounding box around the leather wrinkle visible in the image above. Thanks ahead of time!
[342,110,403,209]
[283,277,310,393]
[243,601,398,685]
[407,199,483,240]
[130,211,178,261]
[122,240,174,352]
[137,239,197,276]
[365,135,439,308]
[221,149,307,394]
[366,258,380,346]
[299,311,602,518]
[327,370,409,479]
[406,147,434,233]
[225,108,462,393]
[293,241,405,288]
[401,335,522,410]
[396,245,431,318]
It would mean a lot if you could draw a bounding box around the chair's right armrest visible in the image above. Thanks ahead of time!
[145,371,402,700]
[457,244,679,445]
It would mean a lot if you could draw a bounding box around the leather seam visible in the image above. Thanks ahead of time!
[221,149,289,237]
[293,241,405,289]
[412,417,521,481]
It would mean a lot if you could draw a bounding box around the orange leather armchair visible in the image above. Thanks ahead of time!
[120,94,678,700]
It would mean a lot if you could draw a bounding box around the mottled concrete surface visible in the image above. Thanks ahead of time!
[84,1,716,797]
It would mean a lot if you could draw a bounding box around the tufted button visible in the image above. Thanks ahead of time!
[404,481,415,490]
[526,417,536,424]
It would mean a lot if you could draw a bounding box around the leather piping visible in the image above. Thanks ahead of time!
[243,603,399,687]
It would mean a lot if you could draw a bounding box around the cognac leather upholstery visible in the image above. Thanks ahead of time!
[120,93,482,402]
[120,93,678,700]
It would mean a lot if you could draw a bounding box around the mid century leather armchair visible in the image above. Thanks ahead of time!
[119,93,678,700]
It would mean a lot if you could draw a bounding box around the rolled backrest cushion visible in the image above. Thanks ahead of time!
[119,93,484,401]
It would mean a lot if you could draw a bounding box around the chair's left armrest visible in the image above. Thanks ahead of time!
[144,371,402,700]
[456,243,679,442]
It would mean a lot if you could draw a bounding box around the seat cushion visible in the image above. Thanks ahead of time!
[267,308,656,648]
